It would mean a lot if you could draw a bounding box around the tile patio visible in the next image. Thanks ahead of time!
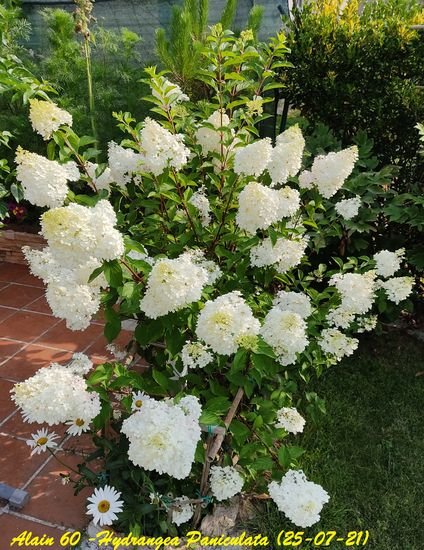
[0,262,132,546]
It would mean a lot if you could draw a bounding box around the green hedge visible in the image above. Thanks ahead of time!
[282,0,424,191]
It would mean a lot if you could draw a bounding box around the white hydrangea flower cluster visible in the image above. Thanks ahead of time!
[234,125,304,184]
[326,270,377,331]
[250,236,308,274]
[356,315,378,333]
[23,250,108,331]
[272,291,312,319]
[267,125,305,186]
[15,147,80,209]
[140,251,219,319]
[268,470,330,528]
[29,99,73,140]
[335,196,361,220]
[377,276,414,304]
[108,142,143,186]
[261,308,309,366]
[140,117,190,176]
[171,496,194,526]
[234,138,273,177]
[326,307,355,330]
[190,250,222,285]
[330,271,376,315]
[298,146,358,198]
[41,200,124,262]
[275,407,306,434]
[189,186,211,226]
[319,328,359,360]
[196,291,260,355]
[209,466,244,501]
[121,395,202,479]
[236,182,300,235]
[181,341,213,370]
[66,353,93,376]
[24,200,123,330]
[11,361,101,427]
[373,249,404,278]
[86,162,114,191]
[151,76,189,108]
[46,283,101,331]
[195,110,231,155]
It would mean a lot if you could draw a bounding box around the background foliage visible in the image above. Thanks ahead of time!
[281,0,424,271]
[283,0,424,188]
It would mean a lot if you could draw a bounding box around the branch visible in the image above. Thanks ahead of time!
[207,387,244,462]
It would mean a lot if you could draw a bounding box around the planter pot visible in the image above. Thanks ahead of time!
[0,227,45,264]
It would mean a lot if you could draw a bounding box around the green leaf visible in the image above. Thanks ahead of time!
[104,260,123,287]
[104,308,121,342]
[229,419,251,446]
[165,328,186,355]
[232,349,248,373]
[10,183,24,202]
[88,265,105,283]
[135,319,163,347]
[152,368,169,391]
[251,456,274,471]
[205,396,231,414]
[199,410,221,426]
[251,353,277,375]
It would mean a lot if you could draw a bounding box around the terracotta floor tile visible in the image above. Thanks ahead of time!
[24,295,52,315]
[0,434,48,488]
[0,311,59,342]
[0,306,16,323]
[0,284,44,309]
[35,322,104,352]
[90,354,110,365]
[0,263,28,283]
[24,452,92,529]
[0,379,16,422]
[15,272,45,288]
[0,339,26,364]
[0,345,73,382]
[0,513,66,549]
[86,330,133,358]
[1,411,67,440]
[62,433,97,455]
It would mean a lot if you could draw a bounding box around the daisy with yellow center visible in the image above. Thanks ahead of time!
[131,391,146,411]
[26,429,59,456]
[66,417,90,436]
[86,485,124,526]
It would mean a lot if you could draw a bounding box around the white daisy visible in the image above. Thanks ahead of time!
[86,485,124,526]
[131,391,146,411]
[26,428,59,456]
[66,417,90,436]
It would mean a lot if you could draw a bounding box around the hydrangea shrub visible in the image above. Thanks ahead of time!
[10,26,415,534]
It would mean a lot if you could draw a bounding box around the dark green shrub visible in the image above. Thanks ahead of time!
[0,5,54,224]
[37,8,149,152]
[283,0,424,191]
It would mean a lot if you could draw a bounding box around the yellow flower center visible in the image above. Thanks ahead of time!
[302,501,317,513]
[156,262,175,282]
[135,400,143,408]
[75,418,85,427]
[97,500,111,513]
[148,434,167,449]
[210,311,231,327]
[37,437,48,446]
